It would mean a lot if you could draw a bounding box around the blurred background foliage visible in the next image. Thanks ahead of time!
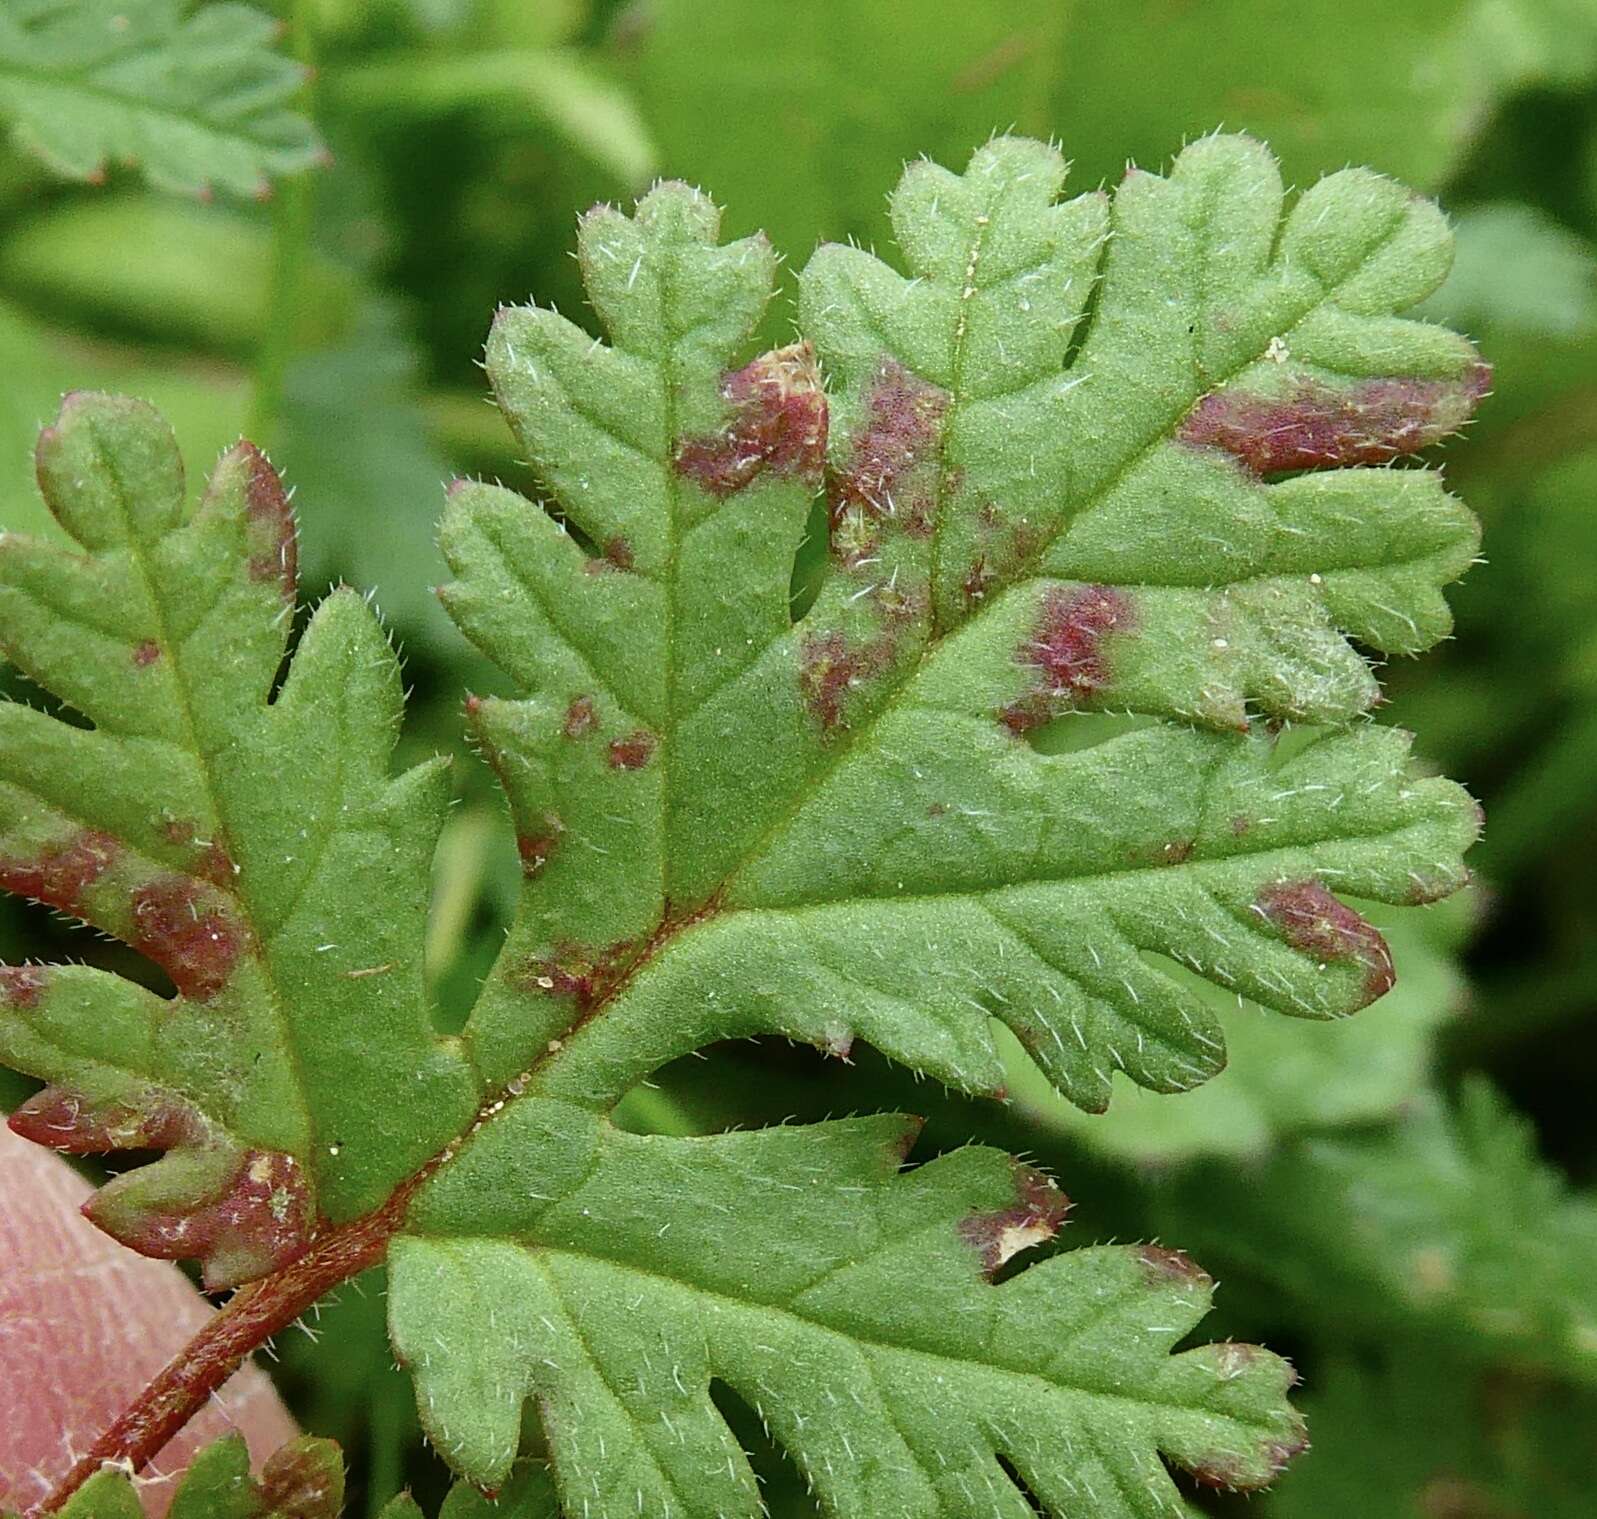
[1,1,1595,1514]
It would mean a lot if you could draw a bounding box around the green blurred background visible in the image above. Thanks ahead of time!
[3,1,1596,1514]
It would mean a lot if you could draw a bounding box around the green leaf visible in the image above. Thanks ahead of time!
[445,138,1480,1114]
[337,49,657,188]
[1156,1081,1597,1384]
[0,0,325,198]
[0,392,479,1285]
[57,1433,344,1519]
[0,135,1488,1511]
[1007,907,1467,1165]
[0,293,251,544]
[391,1104,1306,1503]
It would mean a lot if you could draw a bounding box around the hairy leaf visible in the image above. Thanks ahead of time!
[0,0,324,197]
[0,393,479,1286]
[1157,1081,1597,1384]
[391,1105,1305,1504]
[444,138,1480,1115]
[0,134,1489,1512]
[1010,908,1467,1164]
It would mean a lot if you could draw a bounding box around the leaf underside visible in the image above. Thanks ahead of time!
[0,0,324,197]
[0,133,1485,1514]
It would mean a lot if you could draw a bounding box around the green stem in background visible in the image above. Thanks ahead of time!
[251,0,320,442]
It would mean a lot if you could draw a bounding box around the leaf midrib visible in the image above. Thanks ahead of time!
[420,1233,1288,1440]
[464,186,1420,1115]
[89,423,320,1162]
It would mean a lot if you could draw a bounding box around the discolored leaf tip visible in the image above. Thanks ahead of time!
[0,962,47,1008]
[88,1146,316,1290]
[1179,357,1492,475]
[675,342,827,499]
[1254,878,1395,1002]
[1136,1242,1213,1289]
[259,1435,346,1519]
[1187,1422,1311,1492]
[0,828,119,916]
[959,1162,1070,1276]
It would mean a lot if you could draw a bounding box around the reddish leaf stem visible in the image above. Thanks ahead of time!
[33,888,723,1511]
[30,1178,417,1516]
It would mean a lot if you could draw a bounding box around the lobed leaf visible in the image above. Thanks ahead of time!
[0,0,324,198]
[445,138,1481,1115]
[0,394,478,1285]
[1157,1081,1597,1385]
[1009,908,1467,1164]
[0,134,1491,1512]
[390,1104,1305,1506]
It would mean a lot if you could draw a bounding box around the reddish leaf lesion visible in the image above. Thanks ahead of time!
[999,583,1137,734]
[826,357,948,563]
[675,341,828,498]
[7,1083,314,1290]
[1178,360,1492,474]
[1253,877,1396,1003]
[958,1162,1071,1276]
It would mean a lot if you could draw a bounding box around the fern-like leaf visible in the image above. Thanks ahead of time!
[0,134,1489,1515]
[392,1105,1305,1506]
[0,394,478,1286]
[444,139,1480,1116]
[0,0,324,197]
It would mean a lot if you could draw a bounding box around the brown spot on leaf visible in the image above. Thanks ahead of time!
[0,829,118,915]
[1254,878,1395,1002]
[603,536,634,571]
[8,1086,203,1155]
[162,819,235,887]
[132,639,160,667]
[675,341,827,497]
[959,1163,1070,1277]
[517,831,558,875]
[259,1437,345,1519]
[607,729,656,770]
[563,695,599,738]
[129,877,241,1001]
[799,628,894,730]
[1028,584,1135,695]
[827,358,948,561]
[89,1146,315,1290]
[1186,1423,1310,1492]
[517,940,635,1013]
[1178,361,1492,474]
[1137,1242,1213,1288]
[238,442,298,601]
[0,963,46,1008]
[1001,584,1135,732]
